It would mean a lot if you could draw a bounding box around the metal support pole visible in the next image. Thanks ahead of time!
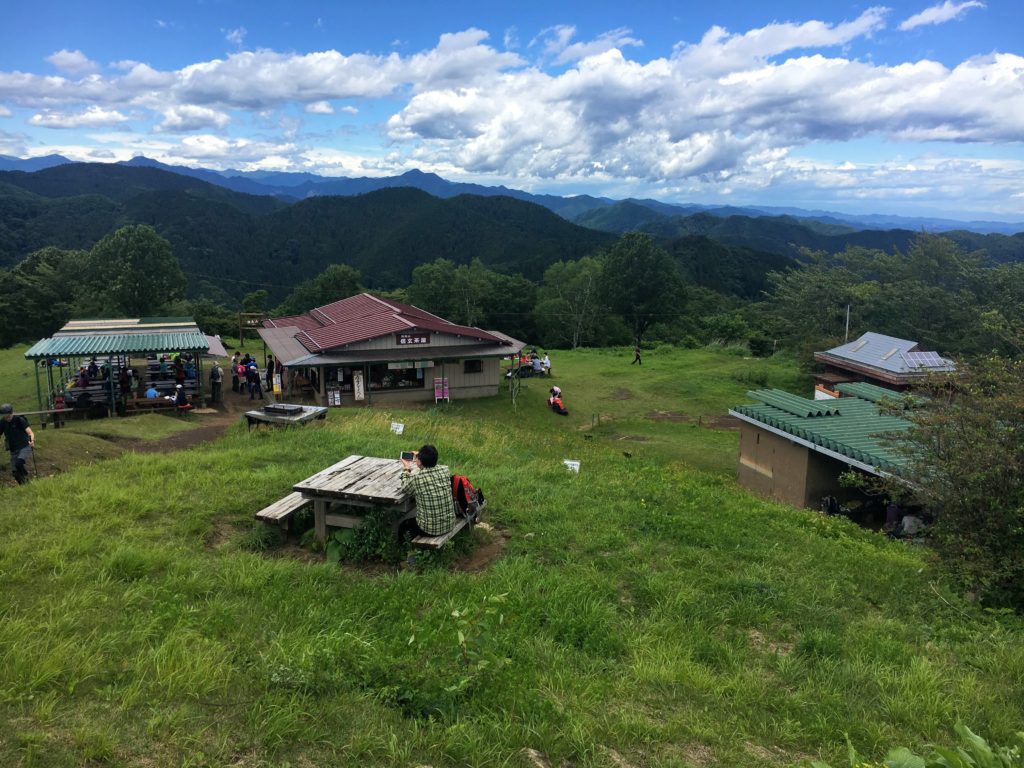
[33,357,43,412]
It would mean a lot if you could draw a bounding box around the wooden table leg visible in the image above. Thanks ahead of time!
[315,499,328,542]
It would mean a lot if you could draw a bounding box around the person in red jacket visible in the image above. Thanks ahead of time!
[548,386,569,416]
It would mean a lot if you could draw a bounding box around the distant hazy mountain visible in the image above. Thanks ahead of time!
[104,155,1023,235]
[0,154,73,172]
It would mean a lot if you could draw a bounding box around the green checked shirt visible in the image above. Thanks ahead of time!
[401,464,457,535]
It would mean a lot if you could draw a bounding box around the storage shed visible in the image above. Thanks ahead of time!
[729,383,912,509]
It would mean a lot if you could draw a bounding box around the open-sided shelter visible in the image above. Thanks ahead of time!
[729,382,912,509]
[258,294,523,407]
[24,317,225,413]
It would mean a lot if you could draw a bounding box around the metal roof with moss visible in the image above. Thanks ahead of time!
[24,317,210,359]
[729,388,912,474]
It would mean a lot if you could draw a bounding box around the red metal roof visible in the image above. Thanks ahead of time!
[270,293,506,353]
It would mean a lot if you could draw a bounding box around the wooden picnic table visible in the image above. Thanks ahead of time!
[293,455,416,542]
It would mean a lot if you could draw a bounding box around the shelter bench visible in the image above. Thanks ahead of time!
[255,492,313,530]
[125,398,177,413]
[17,408,75,429]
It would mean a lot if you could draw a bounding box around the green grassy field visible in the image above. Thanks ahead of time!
[0,347,1021,767]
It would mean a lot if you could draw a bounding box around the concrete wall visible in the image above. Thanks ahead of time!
[737,423,847,509]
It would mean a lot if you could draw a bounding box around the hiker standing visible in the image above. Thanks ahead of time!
[632,344,642,365]
[230,352,240,392]
[265,355,275,392]
[0,403,35,485]
[210,361,223,403]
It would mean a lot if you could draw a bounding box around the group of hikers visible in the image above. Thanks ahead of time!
[227,352,277,401]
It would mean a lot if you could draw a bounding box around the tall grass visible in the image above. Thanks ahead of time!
[0,348,1021,767]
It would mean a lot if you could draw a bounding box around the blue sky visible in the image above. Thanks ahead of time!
[2,0,1022,219]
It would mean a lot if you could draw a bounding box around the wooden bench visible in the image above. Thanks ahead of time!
[255,492,313,529]
[125,398,177,413]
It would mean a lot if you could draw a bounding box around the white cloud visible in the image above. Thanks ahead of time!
[29,106,129,128]
[155,105,230,132]
[46,49,98,75]
[531,25,643,65]
[899,1,985,31]
[305,100,334,114]
[339,105,358,114]
[225,27,247,47]
[0,105,11,117]
[503,26,519,50]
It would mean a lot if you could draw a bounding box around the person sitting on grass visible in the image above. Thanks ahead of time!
[548,386,569,416]
[399,444,457,540]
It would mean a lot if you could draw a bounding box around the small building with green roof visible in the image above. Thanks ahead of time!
[729,383,913,509]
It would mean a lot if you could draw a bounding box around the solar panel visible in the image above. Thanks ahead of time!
[906,351,946,368]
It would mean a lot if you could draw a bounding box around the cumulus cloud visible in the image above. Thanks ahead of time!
[29,106,129,128]
[225,27,247,46]
[155,105,231,132]
[532,25,643,65]
[0,105,11,117]
[305,100,334,114]
[0,14,1022,213]
[46,49,98,75]
[899,1,985,31]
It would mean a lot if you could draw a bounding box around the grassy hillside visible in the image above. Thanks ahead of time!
[0,347,1021,767]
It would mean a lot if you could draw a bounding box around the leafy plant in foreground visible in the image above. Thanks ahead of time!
[811,723,1024,768]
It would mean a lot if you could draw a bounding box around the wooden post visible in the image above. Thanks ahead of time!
[314,499,328,542]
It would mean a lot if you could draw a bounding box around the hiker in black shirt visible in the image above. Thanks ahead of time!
[0,403,35,484]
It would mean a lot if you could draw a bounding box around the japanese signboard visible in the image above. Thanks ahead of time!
[396,332,430,346]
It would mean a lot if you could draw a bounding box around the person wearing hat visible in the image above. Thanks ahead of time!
[173,384,190,410]
[0,404,35,484]
[547,386,568,416]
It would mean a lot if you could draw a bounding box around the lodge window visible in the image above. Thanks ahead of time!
[328,366,354,392]
[463,359,483,374]
[367,363,425,390]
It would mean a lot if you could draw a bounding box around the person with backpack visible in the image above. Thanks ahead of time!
[210,361,223,403]
[399,444,457,539]
[548,386,569,416]
[0,403,35,484]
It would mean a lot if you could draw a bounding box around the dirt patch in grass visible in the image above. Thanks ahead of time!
[749,629,794,656]
[647,410,692,422]
[616,434,652,442]
[129,421,234,453]
[606,388,634,401]
[704,414,741,430]
[456,524,508,572]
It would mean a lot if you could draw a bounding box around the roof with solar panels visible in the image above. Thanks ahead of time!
[814,332,956,382]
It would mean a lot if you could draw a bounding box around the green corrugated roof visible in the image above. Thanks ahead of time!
[837,382,924,408]
[25,331,210,358]
[732,390,911,473]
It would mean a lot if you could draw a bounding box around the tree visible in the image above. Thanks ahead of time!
[0,246,84,346]
[598,233,683,346]
[83,225,186,316]
[274,264,362,316]
[242,289,268,314]
[535,256,605,349]
[884,358,1024,609]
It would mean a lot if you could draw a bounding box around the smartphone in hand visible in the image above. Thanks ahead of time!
[400,451,415,461]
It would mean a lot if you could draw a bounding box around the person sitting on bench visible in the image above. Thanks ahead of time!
[145,384,159,399]
[399,444,457,540]
[173,384,192,414]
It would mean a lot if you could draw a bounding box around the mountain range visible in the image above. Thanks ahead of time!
[1,160,1023,307]
[2,153,1021,236]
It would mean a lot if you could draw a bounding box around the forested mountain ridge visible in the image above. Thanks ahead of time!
[574,204,1024,264]
[0,165,615,301]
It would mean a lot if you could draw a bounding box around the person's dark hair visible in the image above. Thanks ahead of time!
[418,444,439,468]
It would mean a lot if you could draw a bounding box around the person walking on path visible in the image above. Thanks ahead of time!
[632,344,642,365]
[0,404,35,484]
[210,361,223,403]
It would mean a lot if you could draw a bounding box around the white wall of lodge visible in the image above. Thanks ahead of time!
[287,331,507,406]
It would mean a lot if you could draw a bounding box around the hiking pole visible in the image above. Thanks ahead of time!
[32,445,39,479]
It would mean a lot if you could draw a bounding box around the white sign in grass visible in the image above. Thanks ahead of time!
[563,459,580,473]
[390,422,405,435]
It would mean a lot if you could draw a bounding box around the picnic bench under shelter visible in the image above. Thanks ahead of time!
[23,317,227,417]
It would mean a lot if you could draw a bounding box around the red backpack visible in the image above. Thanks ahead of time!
[451,474,485,520]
